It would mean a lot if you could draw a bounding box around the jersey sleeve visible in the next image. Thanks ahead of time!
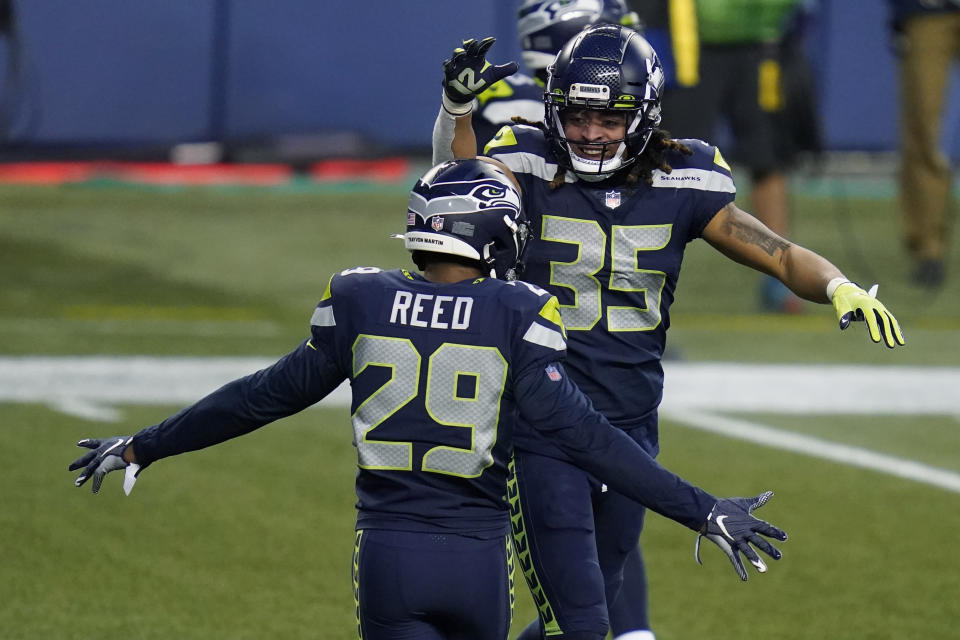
[656,138,738,239]
[309,271,348,371]
[132,272,352,465]
[513,361,716,530]
[505,281,569,374]
[132,338,345,465]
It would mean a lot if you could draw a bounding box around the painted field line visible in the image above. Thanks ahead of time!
[2,357,957,415]
[659,362,959,415]
[2,357,958,493]
[662,408,960,494]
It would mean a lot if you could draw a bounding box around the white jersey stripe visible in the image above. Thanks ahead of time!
[310,306,335,327]
[522,322,566,351]
[651,167,736,193]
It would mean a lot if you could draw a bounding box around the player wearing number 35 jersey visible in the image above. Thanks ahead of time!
[489,124,730,432]
[68,159,788,640]
[434,24,903,640]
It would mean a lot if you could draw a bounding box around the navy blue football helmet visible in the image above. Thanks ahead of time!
[404,158,528,280]
[517,0,641,81]
[544,24,664,179]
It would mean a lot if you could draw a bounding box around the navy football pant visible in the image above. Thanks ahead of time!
[354,529,514,640]
[510,449,648,639]
[607,544,650,634]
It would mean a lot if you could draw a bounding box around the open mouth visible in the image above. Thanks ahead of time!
[570,142,611,162]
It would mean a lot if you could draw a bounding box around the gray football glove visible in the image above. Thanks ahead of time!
[695,491,787,581]
[442,37,518,115]
[69,436,143,495]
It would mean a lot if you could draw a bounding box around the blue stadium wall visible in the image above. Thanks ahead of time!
[1,0,959,157]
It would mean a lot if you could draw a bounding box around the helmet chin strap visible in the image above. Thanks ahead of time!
[482,243,497,278]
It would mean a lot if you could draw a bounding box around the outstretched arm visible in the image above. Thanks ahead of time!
[69,339,346,493]
[514,361,787,580]
[702,203,904,347]
[702,202,841,302]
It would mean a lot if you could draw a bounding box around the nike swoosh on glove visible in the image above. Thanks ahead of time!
[69,436,145,495]
[695,491,788,581]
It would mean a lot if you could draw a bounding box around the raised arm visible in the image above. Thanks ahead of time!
[433,37,516,164]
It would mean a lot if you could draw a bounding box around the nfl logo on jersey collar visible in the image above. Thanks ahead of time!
[604,190,621,209]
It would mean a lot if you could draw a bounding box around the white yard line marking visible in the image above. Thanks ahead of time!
[662,408,960,494]
[659,362,960,415]
[3,357,958,492]
[3,357,957,413]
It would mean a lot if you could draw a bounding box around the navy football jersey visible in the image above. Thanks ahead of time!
[310,267,568,536]
[484,125,736,432]
[473,73,544,150]
[132,267,714,536]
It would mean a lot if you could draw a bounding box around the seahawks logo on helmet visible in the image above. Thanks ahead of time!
[408,180,521,223]
[401,159,528,280]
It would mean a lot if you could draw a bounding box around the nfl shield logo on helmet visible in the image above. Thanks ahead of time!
[431,216,444,231]
[605,191,621,209]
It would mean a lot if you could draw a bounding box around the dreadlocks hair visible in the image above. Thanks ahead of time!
[627,129,693,186]
[509,117,693,188]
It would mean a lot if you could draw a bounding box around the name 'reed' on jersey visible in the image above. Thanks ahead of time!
[310,267,566,537]
[484,124,736,432]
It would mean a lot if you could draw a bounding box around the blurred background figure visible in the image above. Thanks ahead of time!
[631,0,822,313]
[0,0,36,143]
[888,0,960,289]
[471,0,641,148]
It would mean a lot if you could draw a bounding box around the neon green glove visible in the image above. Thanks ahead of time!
[830,281,905,348]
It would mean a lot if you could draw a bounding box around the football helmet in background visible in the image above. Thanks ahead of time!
[404,158,528,280]
[517,0,640,81]
[544,24,665,179]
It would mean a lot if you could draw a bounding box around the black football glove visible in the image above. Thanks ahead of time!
[69,436,144,495]
[695,491,788,581]
[442,37,518,115]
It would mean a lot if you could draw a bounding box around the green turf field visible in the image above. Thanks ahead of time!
[2,176,958,639]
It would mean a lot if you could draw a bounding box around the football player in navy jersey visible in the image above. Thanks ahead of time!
[69,158,788,640]
[433,25,903,640]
